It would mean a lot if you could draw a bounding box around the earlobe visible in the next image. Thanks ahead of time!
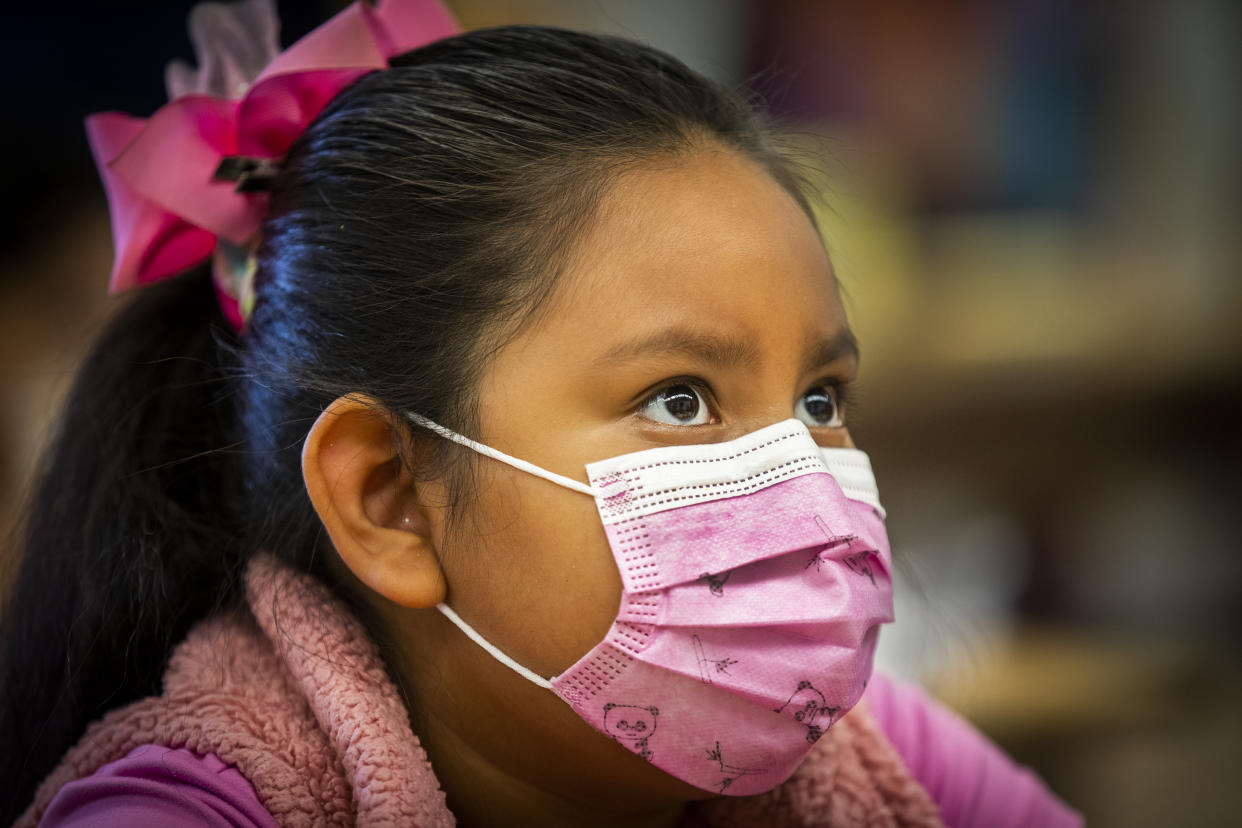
[301,393,447,608]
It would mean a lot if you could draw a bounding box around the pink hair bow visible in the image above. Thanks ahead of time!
[85,0,460,331]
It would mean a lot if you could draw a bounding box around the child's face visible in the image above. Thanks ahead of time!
[404,145,859,812]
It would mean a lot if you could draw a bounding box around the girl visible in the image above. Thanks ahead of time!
[1,1,1082,825]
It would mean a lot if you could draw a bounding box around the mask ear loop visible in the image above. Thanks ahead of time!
[436,603,555,689]
[404,412,607,498]
[404,411,601,691]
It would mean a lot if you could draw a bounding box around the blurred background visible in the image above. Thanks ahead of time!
[2,1,1239,824]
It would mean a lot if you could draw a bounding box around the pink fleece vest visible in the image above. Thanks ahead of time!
[18,553,944,828]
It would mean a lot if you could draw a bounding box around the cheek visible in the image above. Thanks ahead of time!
[443,463,622,677]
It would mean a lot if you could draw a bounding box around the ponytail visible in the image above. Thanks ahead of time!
[0,266,245,822]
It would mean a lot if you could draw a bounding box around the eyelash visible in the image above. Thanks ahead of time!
[635,376,855,426]
[817,377,855,412]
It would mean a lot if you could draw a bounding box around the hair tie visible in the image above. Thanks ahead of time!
[86,0,460,333]
[213,155,283,193]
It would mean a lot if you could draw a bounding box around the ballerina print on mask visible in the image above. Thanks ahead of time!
[843,550,877,587]
[692,634,738,684]
[698,569,732,596]
[805,515,858,572]
[806,514,876,586]
[704,741,767,793]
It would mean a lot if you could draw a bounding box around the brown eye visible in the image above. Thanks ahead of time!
[795,385,843,428]
[639,383,713,426]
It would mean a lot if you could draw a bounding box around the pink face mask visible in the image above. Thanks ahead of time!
[406,414,894,796]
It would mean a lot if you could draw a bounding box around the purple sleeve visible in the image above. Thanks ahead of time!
[38,744,279,828]
[864,671,1084,828]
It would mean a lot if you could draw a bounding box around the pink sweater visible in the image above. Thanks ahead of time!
[22,554,1081,827]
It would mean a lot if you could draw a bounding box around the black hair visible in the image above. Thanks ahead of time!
[0,24,820,821]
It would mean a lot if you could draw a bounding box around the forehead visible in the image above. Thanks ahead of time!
[548,147,846,350]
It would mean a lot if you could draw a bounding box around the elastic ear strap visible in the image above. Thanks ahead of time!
[405,412,605,498]
[436,603,554,689]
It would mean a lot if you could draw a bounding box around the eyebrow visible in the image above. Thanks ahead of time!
[801,328,860,374]
[593,326,860,374]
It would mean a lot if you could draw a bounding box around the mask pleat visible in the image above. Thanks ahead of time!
[603,472,888,596]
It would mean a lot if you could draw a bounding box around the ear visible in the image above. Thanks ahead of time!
[301,393,447,608]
